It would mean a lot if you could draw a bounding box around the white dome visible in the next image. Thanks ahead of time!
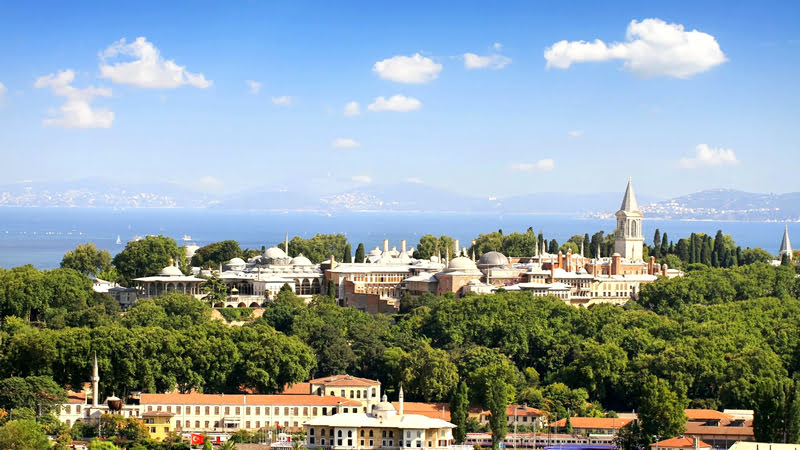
[265,247,287,259]
[227,257,246,266]
[291,254,313,266]
[369,247,382,256]
[159,265,183,277]
[448,256,479,271]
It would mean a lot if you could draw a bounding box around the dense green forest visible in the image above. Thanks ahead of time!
[1,229,799,447]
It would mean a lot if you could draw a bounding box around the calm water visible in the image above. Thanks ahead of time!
[0,208,795,269]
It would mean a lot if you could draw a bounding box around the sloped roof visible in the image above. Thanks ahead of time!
[140,393,360,406]
[308,375,380,387]
[685,409,733,420]
[780,224,792,255]
[550,417,632,429]
[392,402,450,421]
[651,437,711,449]
[619,178,640,213]
[282,382,312,395]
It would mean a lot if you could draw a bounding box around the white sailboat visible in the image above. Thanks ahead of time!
[182,234,192,242]
[115,235,122,245]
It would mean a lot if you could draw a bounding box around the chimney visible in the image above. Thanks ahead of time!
[383,239,389,254]
[330,254,335,268]
[648,256,655,275]
[662,263,668,277]
[401,240,407,253]
[454,240,460,254]
[612,253,621,275]
[91,352,99,408]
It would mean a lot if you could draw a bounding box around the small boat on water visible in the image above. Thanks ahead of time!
[115,235,122,245]
[182,234,192,241]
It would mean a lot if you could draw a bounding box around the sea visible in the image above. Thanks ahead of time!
[0,208,795,270]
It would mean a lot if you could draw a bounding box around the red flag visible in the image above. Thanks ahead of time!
[190,434,204,445]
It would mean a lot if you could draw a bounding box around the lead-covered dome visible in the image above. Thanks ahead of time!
[159,265,183,277]
[264,247,287,259]
[478,251,509,267]
[447,256,479,272]
[291,254,313,266]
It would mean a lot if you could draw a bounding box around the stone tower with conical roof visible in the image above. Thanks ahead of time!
[779,224,793,261]
[614,178,644,261]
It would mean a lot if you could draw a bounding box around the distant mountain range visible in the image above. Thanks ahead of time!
[1,180,798,221]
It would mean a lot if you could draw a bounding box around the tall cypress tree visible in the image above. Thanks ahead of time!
[487,379,509,449]
[450,381,469,444]
[549,239,559,254]
[653,229,661,257]
[661,233,669,258]
[342,243,352,263]
[354,243,365,263]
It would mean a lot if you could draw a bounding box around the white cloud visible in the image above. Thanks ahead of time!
[272,96,292,106]
[509,159,555,172]
[0,82,6,104]
[343,101,361,116]
[246,80,261,94]
[493,43,503,50]
[34,70,114,128]
[372,53,442,83]
[544,18,727,78]
[678,144,738,168]
[351,175,372,184]
[568,130,583,137]
[332,138,360,149]
[464,52,512,70]
[367,94,422,112]
[99,37,212,88]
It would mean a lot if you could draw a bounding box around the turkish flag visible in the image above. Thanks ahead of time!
[190,434,204,445]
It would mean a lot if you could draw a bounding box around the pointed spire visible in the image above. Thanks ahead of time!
[619,177,640,212]
[399,385,404,416]
[780,224,793,260]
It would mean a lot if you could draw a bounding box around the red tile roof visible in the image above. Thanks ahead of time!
[685,409,734,421]
[140,393,361,406]
[392,402,450,421]
[479,404,545,417]
[282,383,312,395]
[651,437,711,449]
[550,417,632,429]
[66,391,86,404]
[308,375,380,387]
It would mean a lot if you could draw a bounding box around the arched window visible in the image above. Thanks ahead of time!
[338,430,343,438]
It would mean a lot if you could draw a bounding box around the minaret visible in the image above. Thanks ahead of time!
[613,178,644,260]
[399,385,404,416]
[91,352,99,408]
[284,232,289,254]
[779,224,793,261]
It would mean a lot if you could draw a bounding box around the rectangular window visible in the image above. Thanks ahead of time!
[348,439,353,446]
[225,407,230,415]
[256,407,260,415]
[215,406,219,415]
[370,440,374,446]
[361,440,365,446]
[246,421,250,428]
[176,406,182,414]
[236,407,241,415]
[310,438,316,444]
[246,407,251,415]
[195,406,200,415]
[205,421,209,428]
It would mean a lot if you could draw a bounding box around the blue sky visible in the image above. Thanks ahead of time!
[0,1,798,199]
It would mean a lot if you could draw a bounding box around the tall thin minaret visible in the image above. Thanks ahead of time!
[398,385,404,416]
[284,232,289,254]
[779,224,793,261]
[91,352,99,408]
[614,177,644,260]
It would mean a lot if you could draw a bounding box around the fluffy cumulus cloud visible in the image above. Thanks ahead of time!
[34,70,114,128]
[367,94,422,112]
[99,37,212,88]
[351,175,372,184]
[343,101,361,116]
[678,144,738,168]
[332,138,360,149]
[272,96,292,106]
[464,53,512,70]
[544,18,727,78]
[246,80,261,94]
[372,53,442,83]
[509,159,555,172]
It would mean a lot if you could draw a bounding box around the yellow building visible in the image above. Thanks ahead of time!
[142,411,175,440]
